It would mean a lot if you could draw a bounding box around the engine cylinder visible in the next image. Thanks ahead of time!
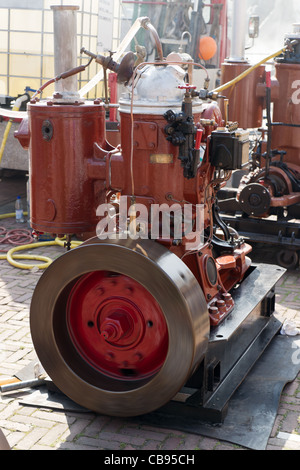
[272,62,300,165]
[220,61,265,129]
[28,100,106,235]
[118,63,211,206]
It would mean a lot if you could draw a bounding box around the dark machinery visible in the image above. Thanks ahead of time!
[15,10,285,422]
[217,24,300,269]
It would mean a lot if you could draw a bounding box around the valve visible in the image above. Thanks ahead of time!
[80,47,135,84]
[178,84,197,103]
[164,84,199,179]
[178,84,197,91]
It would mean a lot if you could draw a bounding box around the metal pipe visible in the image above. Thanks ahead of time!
[229,0,247,61]
[51,5,80,100]
[79,16,145,98]
[141,18,164,61]
[0,378,45,394]
[265,71,272,178]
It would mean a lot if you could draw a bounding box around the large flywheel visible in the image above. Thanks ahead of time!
[30,237,209,417]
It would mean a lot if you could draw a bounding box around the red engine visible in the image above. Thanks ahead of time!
[15,11,285,421]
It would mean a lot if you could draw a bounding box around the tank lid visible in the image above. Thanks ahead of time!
[119,63,203,115]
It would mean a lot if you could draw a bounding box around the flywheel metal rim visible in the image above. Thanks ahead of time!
[30,237,209,417]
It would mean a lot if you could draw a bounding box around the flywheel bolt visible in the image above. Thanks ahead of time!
[222,293,233,305]
[134,352,143,361]
[105,352,115,361]
[101,324,119,341]
[100,311,133,343]
[216,299,226,313]
[209,306,219,315]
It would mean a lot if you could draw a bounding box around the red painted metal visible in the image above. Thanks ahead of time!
[221,56,300,216]
[66,270,168,379]
[112,102,251,326]
[27,100,107,235]
[195,128,203,150]
[272,63,300,166]
[14,88,252,327]
[108,73,118,122]
[220,61,266,129]
[14,58,253,328]
[13,117,30,150]
[115,102,224,208]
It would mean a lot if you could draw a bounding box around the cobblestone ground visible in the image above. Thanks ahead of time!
[0,216,299,451]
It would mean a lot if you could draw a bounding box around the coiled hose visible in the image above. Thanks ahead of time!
[0,213,82,270]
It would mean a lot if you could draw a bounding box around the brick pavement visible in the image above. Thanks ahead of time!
[0,217,299,451]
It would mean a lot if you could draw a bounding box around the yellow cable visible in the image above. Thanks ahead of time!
[212,46,288,95]
[0,121,14,165]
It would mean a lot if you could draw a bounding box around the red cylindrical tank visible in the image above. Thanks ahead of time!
[220,61,265,129]
[272,62,300,166]
[28,100,106,235]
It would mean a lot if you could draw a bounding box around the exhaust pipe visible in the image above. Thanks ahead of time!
[229,0,247,62]
[51,5,80,102]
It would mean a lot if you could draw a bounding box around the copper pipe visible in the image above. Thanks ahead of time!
[141,18,164,61]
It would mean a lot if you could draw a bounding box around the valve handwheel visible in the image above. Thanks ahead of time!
[178,84,197,91]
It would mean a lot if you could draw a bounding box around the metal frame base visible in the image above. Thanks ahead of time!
[155,263,286,423]
[222,213,300,250]
[217,188,300,254]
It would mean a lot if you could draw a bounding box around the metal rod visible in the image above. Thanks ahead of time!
[0,379,45,394]
[265,71,272,178]
[271,122,300,128]
[103,68,109,106]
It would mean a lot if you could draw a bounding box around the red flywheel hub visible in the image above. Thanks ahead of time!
[66,271,169,380]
